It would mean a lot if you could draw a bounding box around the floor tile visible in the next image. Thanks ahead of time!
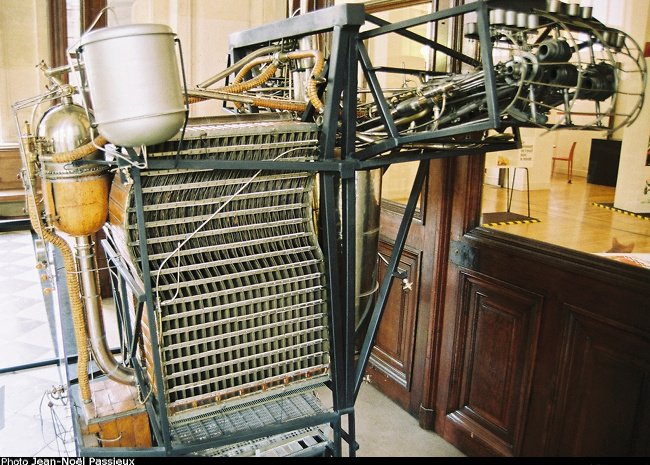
[0,295,40,317]
[0,341,53,369]
[0,317,44,339]
[16,323,56,348]
[14,301,53,323]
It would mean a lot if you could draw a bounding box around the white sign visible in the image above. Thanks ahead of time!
[485,143,534,168]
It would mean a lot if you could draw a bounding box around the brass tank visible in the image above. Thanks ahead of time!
[37,98,111,236]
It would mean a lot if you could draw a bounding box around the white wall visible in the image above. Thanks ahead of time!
[131,0,287,117]
[0,0,49,142]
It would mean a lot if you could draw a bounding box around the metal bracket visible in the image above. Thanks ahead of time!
[450,240,478,270]
[378,252,412,293]
[377,252,407,279]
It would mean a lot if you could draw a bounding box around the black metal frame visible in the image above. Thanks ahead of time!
[75,2,528,457]
[223,3,525,457]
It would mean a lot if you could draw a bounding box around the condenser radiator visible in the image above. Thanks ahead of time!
[106,116,331,446]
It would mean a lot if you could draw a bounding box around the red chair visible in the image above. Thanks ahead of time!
[552,141,576,183]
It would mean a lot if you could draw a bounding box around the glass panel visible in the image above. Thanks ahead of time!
[359,1,435,212]
[476,0,650,270]
[481,140,650,264]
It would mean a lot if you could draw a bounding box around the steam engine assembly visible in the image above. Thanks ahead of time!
[12,0,645,457]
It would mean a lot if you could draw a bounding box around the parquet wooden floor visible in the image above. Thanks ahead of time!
[481,173,650,254]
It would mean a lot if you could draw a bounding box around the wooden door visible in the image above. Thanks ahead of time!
[361,0,462,424]
[365,237,422,412]
[429,153,650,457]
[365,191,428,416]
[365,156,454,426]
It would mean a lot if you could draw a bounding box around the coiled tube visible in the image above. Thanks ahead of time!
[50,135,107,164]
[210,49,325,113]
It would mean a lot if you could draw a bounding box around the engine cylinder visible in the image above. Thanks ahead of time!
[537,39,573,63]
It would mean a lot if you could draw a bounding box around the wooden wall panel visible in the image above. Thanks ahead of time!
[0,145,27,218]
[0,145,22,191]
[366,239,421,410]
[550,303,650,457]
[444,270,542,456]
[441,224,650,457]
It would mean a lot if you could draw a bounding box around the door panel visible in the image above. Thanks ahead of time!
[551,303,650,457]
[369,157,448,420]
[366,239,421,411]
[443,270,542,456]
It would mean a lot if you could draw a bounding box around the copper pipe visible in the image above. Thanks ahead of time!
[219,58,279,94]
[250,95,307,112]
[298,50,325,113]
[206,50,325,113]
[185,89,307,112]
[197,45,282,89]
[50,135,107,164]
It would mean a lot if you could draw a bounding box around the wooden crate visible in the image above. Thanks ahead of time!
[78,378,152,448]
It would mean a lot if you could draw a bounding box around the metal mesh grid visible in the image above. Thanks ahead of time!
[200,425,330,457]
[170,390,328,442]
[121,120,329,413]
[169,385,331,456]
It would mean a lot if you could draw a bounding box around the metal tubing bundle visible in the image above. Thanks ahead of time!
[108,118,329,416]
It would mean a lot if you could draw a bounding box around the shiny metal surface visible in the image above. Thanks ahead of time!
[37,100,111,237]
[75,236,136,385]
[37,100,94,156]
[353,169,382,350]
[37,99,105,182]
[79,24,185,147]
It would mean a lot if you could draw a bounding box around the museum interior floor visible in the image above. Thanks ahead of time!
[482,171,650,256]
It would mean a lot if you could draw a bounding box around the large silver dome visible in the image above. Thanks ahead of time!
[37,99,92,154]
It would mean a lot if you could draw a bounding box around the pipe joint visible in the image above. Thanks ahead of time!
[273,51,291,65]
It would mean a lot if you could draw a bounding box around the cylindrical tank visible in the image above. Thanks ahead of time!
[37,99,111,236]
[354,168,382,352]
[79,23,186,147]
[327,152,383,353]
